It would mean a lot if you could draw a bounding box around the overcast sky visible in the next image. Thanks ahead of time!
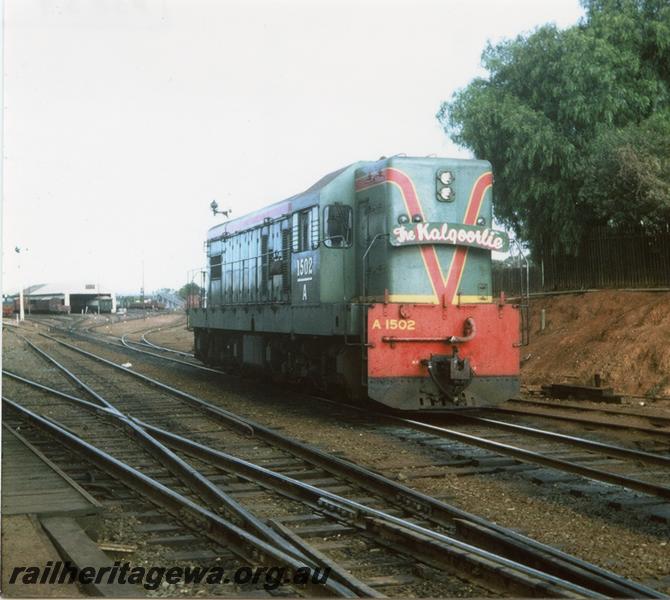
[2,0,583,295]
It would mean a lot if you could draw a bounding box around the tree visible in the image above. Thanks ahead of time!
[581,110,670,228]
[437,0,670,254]
[178,282,202,299]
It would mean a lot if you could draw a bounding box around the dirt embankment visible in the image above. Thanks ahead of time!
[521,290,670,397]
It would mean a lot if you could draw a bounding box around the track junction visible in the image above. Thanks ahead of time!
[3,313,669,597]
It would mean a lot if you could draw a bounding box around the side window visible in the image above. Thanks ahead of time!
[210,254,222,280]
[291,207,320,252]
[323,204,353,248]
[309,206,319,249]
[208,240,223,280]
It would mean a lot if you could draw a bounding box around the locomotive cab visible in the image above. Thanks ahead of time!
[355,157,520,409]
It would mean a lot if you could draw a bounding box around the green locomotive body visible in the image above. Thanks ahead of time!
[189,156,520,409]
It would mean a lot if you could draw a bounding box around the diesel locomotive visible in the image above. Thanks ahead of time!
[188,156,521,410]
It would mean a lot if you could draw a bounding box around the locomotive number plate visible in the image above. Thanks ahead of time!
[291,250,320,305]
[371,319,416,331]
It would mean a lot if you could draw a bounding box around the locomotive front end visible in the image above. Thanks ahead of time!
[355,157,520,409]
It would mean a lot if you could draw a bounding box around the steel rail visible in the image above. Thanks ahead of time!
[3,373,606,599]
[119,333,206,366]
[18,334,120,413]
[2,398,352,598]
[4,369,379,599]
[484,406,670,438]
[119,333,224,374]
[139,326,194,357]
[507,398,670,427]
[14,319,212,375]
[34,333,664,599]
[446,413,670,468]
[138,420,610,598]
[396,416,670,500]
[38,333,254,436]
[298,392,670,599]
[2,368,312,575]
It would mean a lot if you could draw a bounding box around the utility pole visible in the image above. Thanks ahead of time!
[140,260,145,306]
[14,246,28,322]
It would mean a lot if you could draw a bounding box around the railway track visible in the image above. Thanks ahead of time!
[12,321,670,507]
[483,399,670,438]
[27,322,670,501]
[29,313,208,373]
[386,414,670,501]
[0,421,252,589]
[3,328,663,598]
[65,321,670,505]
[286,392,670,522]
[2,401,314,597]
[11,320,670,514]
[23,310,151,334]
[138,323,194,358]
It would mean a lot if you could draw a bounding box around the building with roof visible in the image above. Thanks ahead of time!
[15,282,117,314]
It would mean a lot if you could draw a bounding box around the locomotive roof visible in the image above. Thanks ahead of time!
[207,163,355,240]
[206,156,493,241]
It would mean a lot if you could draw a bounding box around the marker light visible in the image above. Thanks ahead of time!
[412,214,423,223]
[477,217,486,226]
[398,214,410,224]
[438,187,453,201]
[439,171,454,185]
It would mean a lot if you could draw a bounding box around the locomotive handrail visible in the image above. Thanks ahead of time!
[361,233,389,305]
[361,234,390,377]
[382,336,452,342]
[382,318,476,346]
[382,335,473,344]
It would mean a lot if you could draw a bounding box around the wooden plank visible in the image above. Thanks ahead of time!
[1,426,101,517]
[364,575,417,587]
[40,517,138,597]
[2,515,86,598]
[541,383,622,403]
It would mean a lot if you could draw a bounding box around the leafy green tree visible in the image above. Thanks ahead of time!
[581,110,670,227]
[437,0,670,254]
[178,282,202,299]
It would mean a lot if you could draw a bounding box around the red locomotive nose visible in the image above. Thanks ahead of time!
[367,304,520,409]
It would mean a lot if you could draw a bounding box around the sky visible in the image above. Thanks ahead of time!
[2,0,584,295]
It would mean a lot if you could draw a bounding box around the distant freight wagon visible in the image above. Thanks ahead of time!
[28,297,70,314]
[127,300,166,310]
[2,299,14,317]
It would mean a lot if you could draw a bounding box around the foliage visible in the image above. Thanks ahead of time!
[437,0,670,254]
[581,110,670,227]
[178,282,202,299]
